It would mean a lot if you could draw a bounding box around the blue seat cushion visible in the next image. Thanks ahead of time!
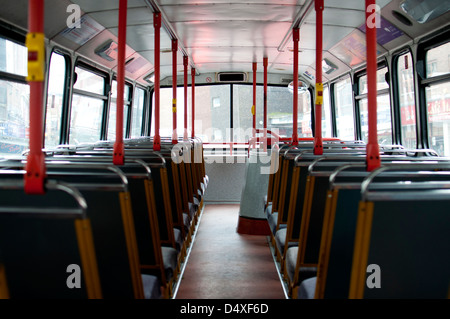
[268,212,278,235]
[265,204,273,219]
[141,274,161,299]
[285,246,298,282]
[161,246,178,280]
[274,228,297,255]
[298,277,317,299]
[173,228,183,252]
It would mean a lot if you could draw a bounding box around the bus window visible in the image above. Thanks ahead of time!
[107,80,130,141]
[151,86,187,138]
[45,52,67,148]
[397,52,417,150]
[0,37,29,156]
[426,42,450,157]
[268,86,312,139]
[130,87,146,138]
[358,67,392,145]
[322,85,332,137]
[334,76,355,140]
[70,66,106,145]
[232,84,312,142]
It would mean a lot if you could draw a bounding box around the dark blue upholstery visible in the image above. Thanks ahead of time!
[141,274,161,299]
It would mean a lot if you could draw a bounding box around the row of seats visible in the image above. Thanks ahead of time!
[0,137,208,299]
[264,141,450,299]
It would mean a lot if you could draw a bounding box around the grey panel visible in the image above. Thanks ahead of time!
[162,3,300,23]
[108,25,172,52]
[172,21,292,48]
[88,7,153,29]
[159,0,303,5]
[70,0,147,12]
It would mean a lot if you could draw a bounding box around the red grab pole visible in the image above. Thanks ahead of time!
[191,68,195,138]
[252,62,257,139]
[25,0,46,194]
[172,39,178,145]
[313,0,324,155]
[113,0,127,165]
[365,0,381,171]
[153,12,161,151]
[263,57,268,151]
[183,56,188,140]
[292,28,299,146]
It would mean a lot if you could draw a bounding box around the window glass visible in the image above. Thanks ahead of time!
[107,80,130,140]
[107,100,128,141]
[359,94,393,145]
[0,79,29,156]
[131,88,145,138]
[426,42,450,78]
[334,77,355,140]
[322,86,332,137]
[73,67,105,95]
[45,52,66,147]
[0,38,27,76]
[426,81,450,157]
[397,52,417,149]
[69,95,103,144]
[193,85,230,143]
[358,67,389,95]
[151,87,187,138]
[267,86,312,139]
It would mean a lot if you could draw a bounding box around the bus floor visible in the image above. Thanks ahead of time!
[174,204,286,299]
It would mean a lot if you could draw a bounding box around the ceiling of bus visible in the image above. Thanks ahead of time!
[0,0,449,86]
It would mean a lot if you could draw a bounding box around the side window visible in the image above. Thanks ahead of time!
[322,85,332,137]
[334,76,355,140]
[45,52,67,148]
[425,41,450,157]
[130,87,146,138]
[70,66,106,145]
[357,67,392,145]
[107,80,131,141]
[0,37,29,156]
[397,52,417,150]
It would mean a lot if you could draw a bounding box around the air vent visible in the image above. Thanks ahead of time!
[217,72,247,83]
[95,40,118,62]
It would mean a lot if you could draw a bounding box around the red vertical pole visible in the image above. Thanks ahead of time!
[153,12,161,151]
[172,39,178,145]
[263,57,268,151]
[292,28,299,146]
[252,62,257,139]
[365,0,381,171]
[183,56,188,140]
[313,0,324,155]
[24,0,46,194]
[191,68,195,139]
[113,0,127,165]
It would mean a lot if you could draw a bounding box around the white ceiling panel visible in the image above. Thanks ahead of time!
[162,3,300,23]
[108,25,172,52]
[305,8,366,28]
[172,20,292,49]
[88,7,153,29]
[298,23,356,51]
[158,0,303,5]
[70,0,147,12]
[322,0,391,11]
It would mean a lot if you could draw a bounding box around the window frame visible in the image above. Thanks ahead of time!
[416,28,450,153]
[354,61,393,145]
[44,48,72,147]
[68,59,110,145]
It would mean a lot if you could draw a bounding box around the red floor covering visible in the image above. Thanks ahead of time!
[175,204,286,299]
